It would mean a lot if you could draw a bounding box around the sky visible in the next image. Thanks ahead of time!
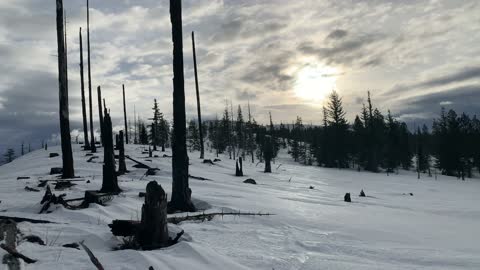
[0,0,479,155]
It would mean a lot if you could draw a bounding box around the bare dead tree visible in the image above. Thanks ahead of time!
[79,27,90,150]
[87,0,96,153]
[191,31,204,159]
[168,0,195,213]
[122,84,129,144]
[97,86,104,145]
[56,0,74,179]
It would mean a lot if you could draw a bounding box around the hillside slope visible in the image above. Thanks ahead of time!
[0,145,479,269]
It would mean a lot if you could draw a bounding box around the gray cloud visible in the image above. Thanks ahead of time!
[1,0,480,155]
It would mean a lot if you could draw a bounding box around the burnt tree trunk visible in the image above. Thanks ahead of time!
[168,0,195,213]
[100,110,121,193]
[122,84,129,144]
[56,0,75,179]
[137,181,169,248]
[87,0,96,153]
[191,31,204,159]
[118,130,127,175]
[79,27,90,150]
[97,86,104,146]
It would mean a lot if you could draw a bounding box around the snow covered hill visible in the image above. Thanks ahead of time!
[0,145,479,269]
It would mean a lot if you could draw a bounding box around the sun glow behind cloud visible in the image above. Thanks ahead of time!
[293,62,339,103]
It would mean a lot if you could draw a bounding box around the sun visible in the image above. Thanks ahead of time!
[294,63,339,102]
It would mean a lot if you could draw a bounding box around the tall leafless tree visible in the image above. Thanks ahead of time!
[168,0,195,213]
[79,27,90,150]
[97,86,104,145]
[191,31,204,159]
[56,0,74,178]
[87,0,96,153]
[123,84,129,144]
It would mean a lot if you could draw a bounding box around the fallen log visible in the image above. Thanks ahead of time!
[167,212,274,224]
[188,175,212,181]
[109,212,274,236]
[79,241,104,270]
[25,186,40,192]
[0,243,37,264]
[0,216,55,224]
[126,155,151,169]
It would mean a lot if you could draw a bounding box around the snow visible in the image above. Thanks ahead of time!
[1,144,479,269]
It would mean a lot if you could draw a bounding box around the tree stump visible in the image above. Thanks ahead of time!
[235,157,244,176]
[50,167,63,175]
[344,193,351,202]
[137,181,169,249]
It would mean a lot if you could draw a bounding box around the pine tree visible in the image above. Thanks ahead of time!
[326,91,349,168]
[139,121,149,145]
[384,111,400,173]
[187,119,201,152]
[158,115,169,152]
[289,116,303,162]
[150,99,161,151]
[236,105,245,156]
[3,149,15,163]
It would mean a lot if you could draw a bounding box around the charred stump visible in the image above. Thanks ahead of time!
[118,130,127,175]
[344,193,351,203]
[100,111,121,193]
[235,157,244,176]
[137,181,169,249]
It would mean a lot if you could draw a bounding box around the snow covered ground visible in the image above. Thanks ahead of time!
[0,144,479,269]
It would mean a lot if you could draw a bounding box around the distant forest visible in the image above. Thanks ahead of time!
[174,91,478,180]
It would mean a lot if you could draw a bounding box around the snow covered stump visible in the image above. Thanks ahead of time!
[137,181,169,249]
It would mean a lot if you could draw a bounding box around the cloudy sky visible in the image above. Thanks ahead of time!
[0,0,479,155]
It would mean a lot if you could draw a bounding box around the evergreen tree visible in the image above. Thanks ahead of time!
[236,105,245,156]
[326,91,349,168]
[384,111,400,173]
[187,119,201,152]
[139,121,149,145]
[289,116,303,162]
[158,115,169,152]
[3,148,15,163]
[150,99,161,151]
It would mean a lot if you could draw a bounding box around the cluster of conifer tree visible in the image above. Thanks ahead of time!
[196,91,479,180]
[276,91,480,179]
